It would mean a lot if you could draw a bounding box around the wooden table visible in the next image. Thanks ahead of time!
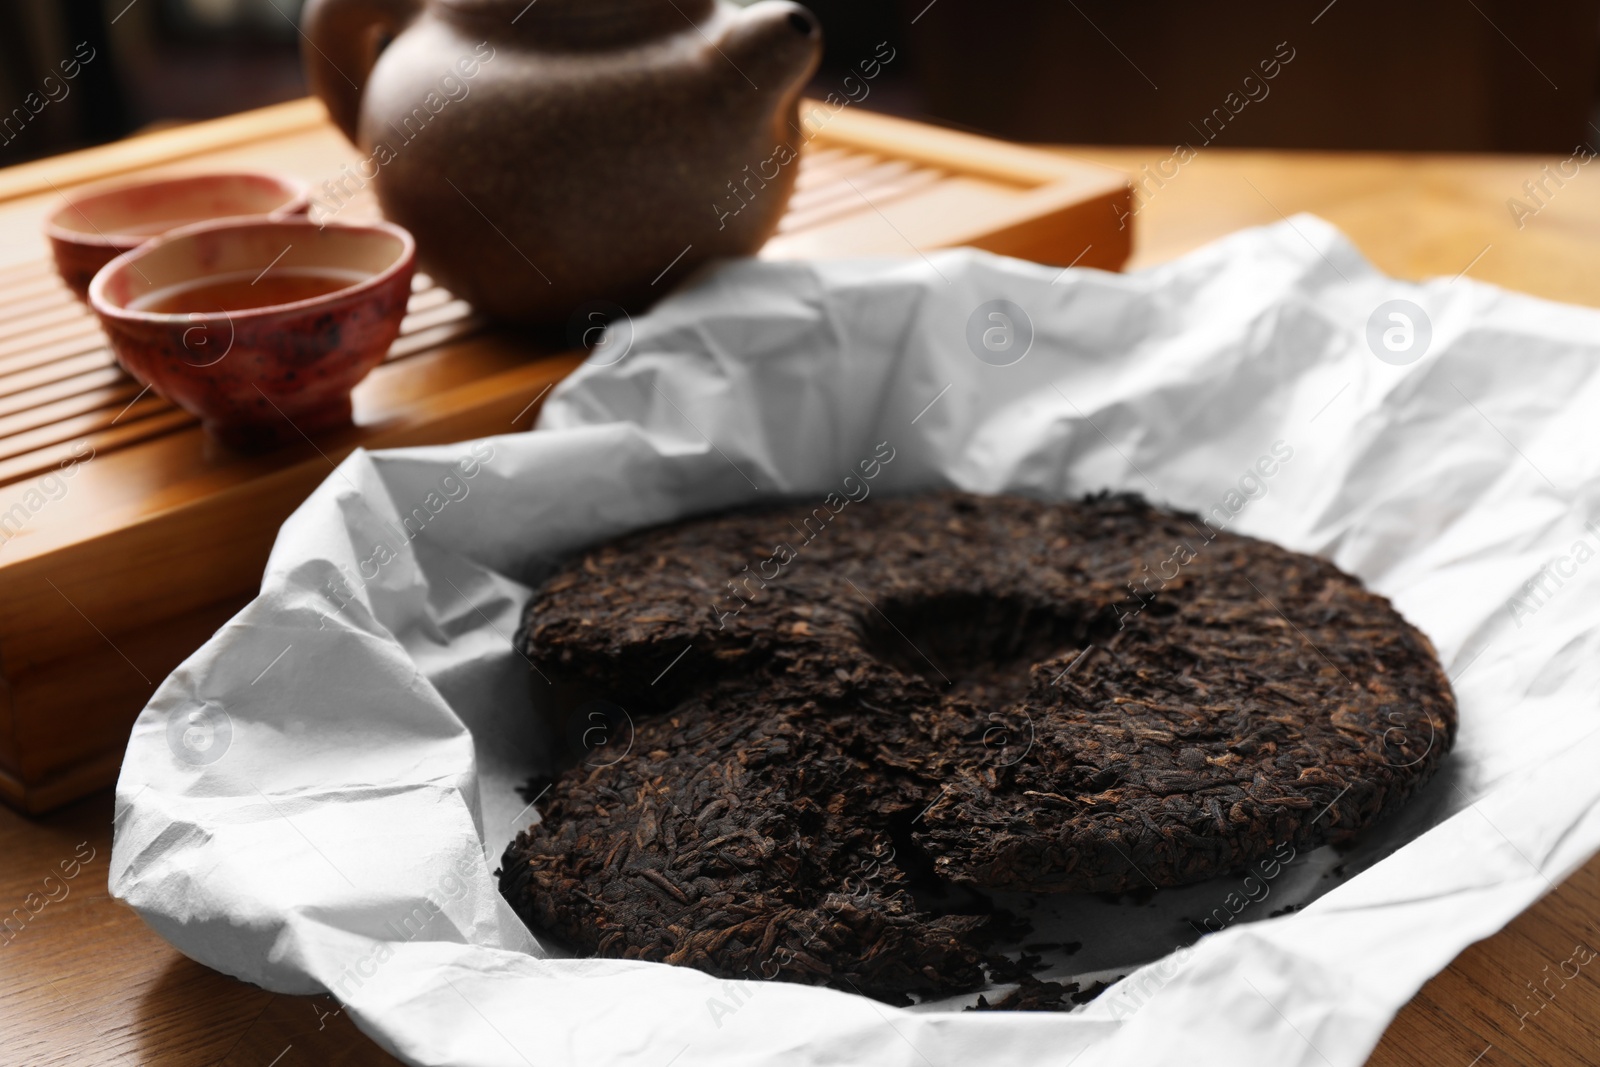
[5,137,1599,1066]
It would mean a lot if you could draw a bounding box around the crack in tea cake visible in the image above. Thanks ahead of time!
[499,491,1456,1002]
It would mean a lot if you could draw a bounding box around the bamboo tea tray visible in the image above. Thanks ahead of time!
[0,97,1130,813]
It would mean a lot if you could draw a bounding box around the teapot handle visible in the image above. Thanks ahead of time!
[301,0,422,143]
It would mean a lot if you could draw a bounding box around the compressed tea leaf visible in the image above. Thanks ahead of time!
[500,491,1456,1002]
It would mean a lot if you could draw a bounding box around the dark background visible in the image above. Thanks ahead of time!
[3,0,1599,164]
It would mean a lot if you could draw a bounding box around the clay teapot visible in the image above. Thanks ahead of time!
[301,0,821,325]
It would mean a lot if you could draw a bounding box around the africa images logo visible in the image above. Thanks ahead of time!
[1366,299,1431,366]
[966,300,1034,367]
[166,700,233,766]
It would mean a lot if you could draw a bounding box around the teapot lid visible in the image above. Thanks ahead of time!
[437,0,718,47]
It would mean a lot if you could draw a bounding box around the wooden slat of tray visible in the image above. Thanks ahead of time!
[0,97,1130,811]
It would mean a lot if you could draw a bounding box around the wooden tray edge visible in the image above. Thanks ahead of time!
[0,99,329,205]
[0,748,124,814]
[805,101,1130,190]
[0,95,1130,205]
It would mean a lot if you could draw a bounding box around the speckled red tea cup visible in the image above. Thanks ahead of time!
[46,172,310,300]
[88,217,415,451]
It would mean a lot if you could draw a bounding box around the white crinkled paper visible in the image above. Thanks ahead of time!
[111,216,1600,1066]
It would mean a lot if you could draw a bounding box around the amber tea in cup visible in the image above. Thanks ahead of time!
[130,268,368,315]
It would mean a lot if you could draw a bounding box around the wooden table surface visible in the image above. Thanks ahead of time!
[5,134,1600,1067]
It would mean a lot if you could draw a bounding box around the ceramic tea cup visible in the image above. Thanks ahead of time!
[46,172,310,300]
[88,217,415,450]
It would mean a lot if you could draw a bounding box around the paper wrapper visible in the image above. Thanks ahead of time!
[111,216,1600,1066]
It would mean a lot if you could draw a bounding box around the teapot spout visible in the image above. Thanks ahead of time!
[719,1,823,98]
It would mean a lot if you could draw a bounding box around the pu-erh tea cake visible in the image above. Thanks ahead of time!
[499,490,1456,1003]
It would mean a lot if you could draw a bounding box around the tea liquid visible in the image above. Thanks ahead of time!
[134,268,366,314]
